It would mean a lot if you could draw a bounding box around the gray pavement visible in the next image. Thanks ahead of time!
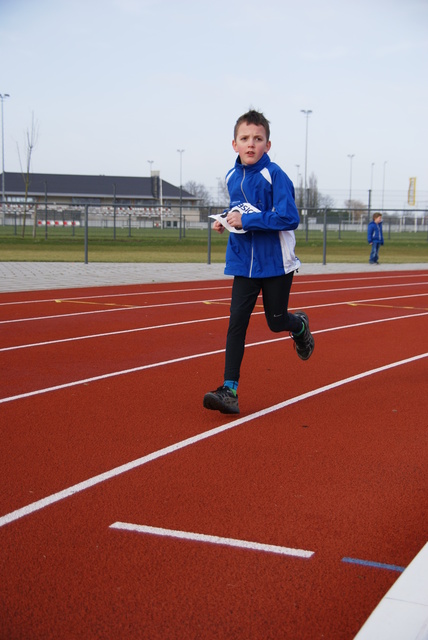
[0,261,426,292]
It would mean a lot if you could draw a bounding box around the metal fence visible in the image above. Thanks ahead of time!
[2,203,427,265]
[299,207,427,234]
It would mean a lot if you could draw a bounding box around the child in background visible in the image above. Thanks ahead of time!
[203,109,314,415]
[367,213,384,264]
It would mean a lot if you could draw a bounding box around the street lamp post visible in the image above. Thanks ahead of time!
[300,110,312,244]
[147,160,154,174]
[177,149,184,239]
[368,162,375,223]
[382,161,387,210]
[113,182,117,241]
[300,109,312,212]
[295,164,302,209]
[347,154,355,223]
[1,93,10,225]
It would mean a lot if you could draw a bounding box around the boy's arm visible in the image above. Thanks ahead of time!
[239,169,300,232]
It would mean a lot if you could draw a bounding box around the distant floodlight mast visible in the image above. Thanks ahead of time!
[382,161,387,210]
[300,109,312,212]
[368,162,375,220]
[347,154,355,222]
[177,149,184,239]
[1,93,10,225]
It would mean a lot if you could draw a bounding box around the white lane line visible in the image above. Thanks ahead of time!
[0,284,233,307]
[1,272,425,308]
[1,282,427,325]
[1,312,428,403]
[0,348,224,404]
[109,522,314,559]
[1,294,428,352]
[0,297,230,325]
[0,314,231,352]
[0,352,426,529]
[297,273,428,284]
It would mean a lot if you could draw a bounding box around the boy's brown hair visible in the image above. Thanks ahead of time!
[234,110,270,141]
[373,212,382,221]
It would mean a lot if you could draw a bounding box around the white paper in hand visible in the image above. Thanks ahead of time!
[209,212,246,234]
[209,203,260,234]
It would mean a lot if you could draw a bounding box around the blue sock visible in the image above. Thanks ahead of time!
[224,380,238,395]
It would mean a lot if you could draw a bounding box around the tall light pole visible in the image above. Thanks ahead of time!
[177,149,184,239]
[295,164,302,209]
[382,161,387,210]
[347,154,355,222]
[300,109,312,212]
[1,93,10,225]
[147,159,154,174]
[368,162,375,222]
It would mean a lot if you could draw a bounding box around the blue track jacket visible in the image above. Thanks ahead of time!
[367,220,384,245]
[223,153,301,278]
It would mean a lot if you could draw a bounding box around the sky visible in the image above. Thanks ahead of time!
[1,0,427,210]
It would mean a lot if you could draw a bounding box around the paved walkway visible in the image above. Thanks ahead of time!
[1,261,427,638]
[0,261,426,292]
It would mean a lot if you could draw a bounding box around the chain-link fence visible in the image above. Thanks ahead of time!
[298,208,427,237]
[1,203,426,264]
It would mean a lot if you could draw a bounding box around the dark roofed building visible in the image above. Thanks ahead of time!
[2,171,196,204]
[1,171,201,228]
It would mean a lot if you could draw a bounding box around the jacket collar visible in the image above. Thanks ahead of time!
[235,152,270,173]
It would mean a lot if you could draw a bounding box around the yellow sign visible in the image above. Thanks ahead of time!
[408,177,416,206]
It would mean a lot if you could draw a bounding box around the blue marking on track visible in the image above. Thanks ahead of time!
[342,557,405,572]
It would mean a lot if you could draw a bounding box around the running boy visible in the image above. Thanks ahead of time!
[203,109,314,415]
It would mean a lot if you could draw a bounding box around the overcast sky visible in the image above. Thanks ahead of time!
[1,0,427,209]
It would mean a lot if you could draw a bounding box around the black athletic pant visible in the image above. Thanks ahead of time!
[224,273,302,383]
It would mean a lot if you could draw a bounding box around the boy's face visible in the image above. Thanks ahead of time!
[232,122,271,165]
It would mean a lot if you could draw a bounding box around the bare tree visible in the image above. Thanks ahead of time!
[307,172,319,210]
[318,193,335,209]
[17,111,38,237]
[216,178,229,207]
[295,175,304,210]
[184,181,214,207]
[344,198,367,221]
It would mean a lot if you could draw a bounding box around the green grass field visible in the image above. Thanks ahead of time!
[0,225,426,264]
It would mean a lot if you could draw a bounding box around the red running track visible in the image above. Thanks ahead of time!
[1,270,427,639]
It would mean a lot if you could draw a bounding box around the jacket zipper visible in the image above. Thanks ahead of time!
[240,168,253,276]
[240,168,248,202]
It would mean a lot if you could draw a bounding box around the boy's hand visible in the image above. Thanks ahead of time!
[227,209,243,230]
[213,219,225,234]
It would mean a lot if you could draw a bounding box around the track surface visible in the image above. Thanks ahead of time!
[1,270,427,639]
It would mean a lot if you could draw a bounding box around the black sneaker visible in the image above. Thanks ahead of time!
[203,385,240,414]
[291,311,314,361]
